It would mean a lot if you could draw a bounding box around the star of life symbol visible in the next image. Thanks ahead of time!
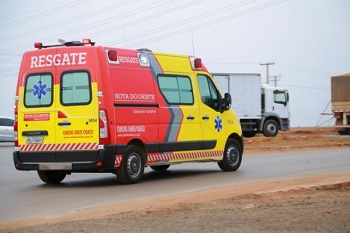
[214,116,223,132]
[33,80,47,100]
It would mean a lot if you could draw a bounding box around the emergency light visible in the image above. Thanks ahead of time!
[190,57,202,70]
[194,58,202,68]
[34,43,43,49]
[33,39,95,49]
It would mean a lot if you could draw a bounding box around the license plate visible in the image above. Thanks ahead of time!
[26,136,44,144]
[39,163,72,170]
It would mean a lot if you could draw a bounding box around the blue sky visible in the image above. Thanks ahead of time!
[1,0,349,127]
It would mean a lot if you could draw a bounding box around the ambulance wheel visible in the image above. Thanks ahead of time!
[263,119,279,137]
[116,145,145,184]
[37,171,66,184]
[218,138,242,172]
[150,165,170,171]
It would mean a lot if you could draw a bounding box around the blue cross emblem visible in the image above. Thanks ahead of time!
[33,81,47,100]
[214,116,223,132]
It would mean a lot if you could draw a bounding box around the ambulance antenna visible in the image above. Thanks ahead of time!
[191,30,195,56]
[58,39,66,44]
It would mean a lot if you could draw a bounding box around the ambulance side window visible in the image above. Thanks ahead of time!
[158,75,193,105]
[197,74,220,111]
[61,71,91,105]
[24,73,53,107]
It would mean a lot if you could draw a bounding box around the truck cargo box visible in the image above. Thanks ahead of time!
[212,73,261,120]
[331,74,350,112]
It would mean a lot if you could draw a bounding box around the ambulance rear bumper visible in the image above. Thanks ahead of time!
[13,149,116,172]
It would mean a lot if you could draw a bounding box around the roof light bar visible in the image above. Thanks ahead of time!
[33,39,95,49]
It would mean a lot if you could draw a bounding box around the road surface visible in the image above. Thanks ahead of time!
[0,143,349,223]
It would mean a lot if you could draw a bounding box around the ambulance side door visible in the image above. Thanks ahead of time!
[157,74,202,144]
[197,74,225,150]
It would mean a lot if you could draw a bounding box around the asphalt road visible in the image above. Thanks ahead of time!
[1,143,349,223]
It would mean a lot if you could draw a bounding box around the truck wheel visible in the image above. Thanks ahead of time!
[116,145,145,184]
[263,119,279,137]
[150,165,170,171]
[37,171,66,184]
[218,138,242,171]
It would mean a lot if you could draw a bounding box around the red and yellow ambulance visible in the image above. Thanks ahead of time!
[13,39,243,184]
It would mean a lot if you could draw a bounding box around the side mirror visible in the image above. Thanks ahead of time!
[223,93,231,110]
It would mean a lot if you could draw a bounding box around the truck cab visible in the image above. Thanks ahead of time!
[261,85,290,137]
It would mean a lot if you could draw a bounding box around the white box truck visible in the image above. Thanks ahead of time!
[212,73,290,137]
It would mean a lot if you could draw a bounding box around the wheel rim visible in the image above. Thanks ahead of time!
[127,153,141,178]
[266,123,277,135]
[226,145,239,166]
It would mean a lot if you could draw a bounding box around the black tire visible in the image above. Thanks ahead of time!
[218,138,242,172]
[263,119,279,137]
[338,129,350,135]
[150,165,170,171]
[242,131,256,138]
[338,130,346,135]
[116,145,145,184]
[37,171,66,184]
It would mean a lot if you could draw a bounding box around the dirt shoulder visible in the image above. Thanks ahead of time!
[1,127,350,233]
[244,127,350,154]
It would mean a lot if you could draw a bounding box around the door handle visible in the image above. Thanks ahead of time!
[202,115,209,120]
[187,115,195,120]
[58,121,71,126]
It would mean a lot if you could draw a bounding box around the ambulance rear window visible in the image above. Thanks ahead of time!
[61,71,91,106]
[24,73,53,107]
[158,75,193,105]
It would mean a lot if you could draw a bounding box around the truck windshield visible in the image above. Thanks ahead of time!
[273,90,288,105]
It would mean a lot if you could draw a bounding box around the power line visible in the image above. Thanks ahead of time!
[0,0,286,63]
[206,62,261,65]
[123,0,286,48]
[0,0,189,60]
[0,0,134,43]
[0,0,89,30]
[282,84,329,91]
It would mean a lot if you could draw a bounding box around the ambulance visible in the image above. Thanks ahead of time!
[13,39,243,184]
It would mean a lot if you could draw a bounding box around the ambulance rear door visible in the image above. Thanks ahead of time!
[54,52,100,161]
[18,49,57,160]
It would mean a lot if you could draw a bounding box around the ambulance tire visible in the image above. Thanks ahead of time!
[150,165,170,171]
[37,171,66,184]
[218,138,242,172]
[116,145,145,184]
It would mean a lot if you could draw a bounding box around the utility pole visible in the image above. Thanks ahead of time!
[270,75,281,87]
[260,62,274,84]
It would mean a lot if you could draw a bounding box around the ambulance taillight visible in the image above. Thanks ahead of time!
[14,113,18,147]
[99,110,110,144]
